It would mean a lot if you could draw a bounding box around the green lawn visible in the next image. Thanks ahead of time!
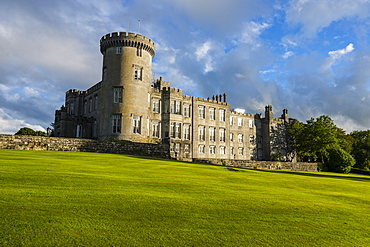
[1,149,370,246]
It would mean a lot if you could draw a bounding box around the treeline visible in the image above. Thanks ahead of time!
[289,115,370,173]
[15,127,47,137]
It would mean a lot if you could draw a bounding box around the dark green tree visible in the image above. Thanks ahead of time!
[15,127,46,136]
[289,115,354,173]
[350,130,370,169]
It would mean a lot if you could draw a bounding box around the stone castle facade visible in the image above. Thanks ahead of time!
[54,32,294,162]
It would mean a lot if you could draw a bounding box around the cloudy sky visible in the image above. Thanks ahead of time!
[1,0,370,134]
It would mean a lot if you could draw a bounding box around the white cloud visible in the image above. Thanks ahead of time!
[283,51,295,59]
[0,108,46,134]
[328,43,355,59]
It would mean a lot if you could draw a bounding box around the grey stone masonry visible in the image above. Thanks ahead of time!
[0,135,169,159]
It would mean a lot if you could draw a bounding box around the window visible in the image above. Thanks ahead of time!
[184,124,190,140]
[134,66,142,80]
[210,108,215,120]
[238,118,243,126]
[113,87,123,103]
[94,95,98,110]
[170,143,175,152]
[230,133,234,142]
[249,135,255,144]
[116,47,122,54]
[238,148,244,155]
[89,98,92,112]
[257,136,262,144]
[133,115,141,134]
[199,126,205,141]
[220,109,225,121]
[198,106,205,119]
[153,100,160,113]
[220,128,225,142]
[164,123,169,137]
[209,127,216,142]
[76,125,82,138]
[184,144,190,153]
[238,134,243,143]
[113,115,122,133]
[136,47,142,57]
[230,116,234,125]
[249,120,254,128]
[102,67,107,81]
[170,122,175,138]
[176,102,181,114]
[170,101,175,114]
[209,145,215,154]
[69,103,74,114]
[84,100,87,114]
[184,104,190,117]
[152,122,159,138]
[250,148,254,158]
[175,123,181,138]
[220,146,226,154]
[230,147,234,156]
[199,145,205,153]
[175,143,180,153]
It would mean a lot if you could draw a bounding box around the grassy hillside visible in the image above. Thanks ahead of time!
[1,149,370,246]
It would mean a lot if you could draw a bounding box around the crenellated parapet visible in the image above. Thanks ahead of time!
[100,32,155,57]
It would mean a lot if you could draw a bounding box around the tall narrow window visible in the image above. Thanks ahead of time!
[102,67,107,81]
[238,118,243,126]
[134,66,142,80]
[209,127,215,142]
[89,98,92,112]
[94,95,98,110]
[153,100,160,113]
[238,134,243,143]
[249,120,254,128]
[230,133,234,142]
[199,145,205,153]
[230,147,234,156]
[113,87,123,103]
[199,126,205,141]
[112,115,122,133]
[250,135,255,144]
[220,109,225,121]
[238,148,244,155]
[136,47,142,57]
[184,144,190,153]
[220,146,226,155]
[210,108,215,120]
[209,146,215,154]
[220,128,225,142]
[199,106,205,119]
[76,125,82,138]
[133,115,141,134]
[230,116,234,125]
[175,123,181,138]
[116,47,122,54]
[183,104,190,117]
[176,102,181,114]
[184,124,190,140]
[152,121,159,138]
[170,122,175,138]
[83,100,87,114]
[170,101,175,114]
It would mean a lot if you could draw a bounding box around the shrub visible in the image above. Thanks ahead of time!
[326,148,355,173]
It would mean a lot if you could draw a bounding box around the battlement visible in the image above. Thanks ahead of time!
[230,110,255,118]
[66,89,85,96]
[195,97,230,106]
[100,32,155,57]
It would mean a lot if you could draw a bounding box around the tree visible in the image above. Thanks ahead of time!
[15,127,46,136]
[289,115,355,173]
[350,130,370,169]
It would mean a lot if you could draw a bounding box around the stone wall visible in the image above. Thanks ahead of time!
[193,158,318,172]
[0,135,169,159]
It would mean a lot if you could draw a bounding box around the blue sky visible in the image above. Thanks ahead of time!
[0,0,370,134]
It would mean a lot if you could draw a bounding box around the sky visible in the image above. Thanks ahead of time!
[1,0,370,134]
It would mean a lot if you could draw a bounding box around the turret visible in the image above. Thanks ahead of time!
[98,32,156,141]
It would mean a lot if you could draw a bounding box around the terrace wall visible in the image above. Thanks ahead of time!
[0,135,169,159]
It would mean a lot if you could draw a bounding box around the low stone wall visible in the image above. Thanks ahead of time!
[193,158,318,172]
[0,135,170,159]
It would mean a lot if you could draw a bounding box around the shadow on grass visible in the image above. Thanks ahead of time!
[251,169,370,182]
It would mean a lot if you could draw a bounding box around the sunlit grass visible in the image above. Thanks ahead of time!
[1,149,370,246]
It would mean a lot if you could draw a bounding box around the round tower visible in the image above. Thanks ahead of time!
[99,32,155,141]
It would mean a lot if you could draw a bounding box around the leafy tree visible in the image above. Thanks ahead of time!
[326,148,355,173]
[350,130,370,169]
[15,127,46,136]
[289,115,355,173]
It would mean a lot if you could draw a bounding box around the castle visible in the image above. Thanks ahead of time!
[54,32,294,162]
